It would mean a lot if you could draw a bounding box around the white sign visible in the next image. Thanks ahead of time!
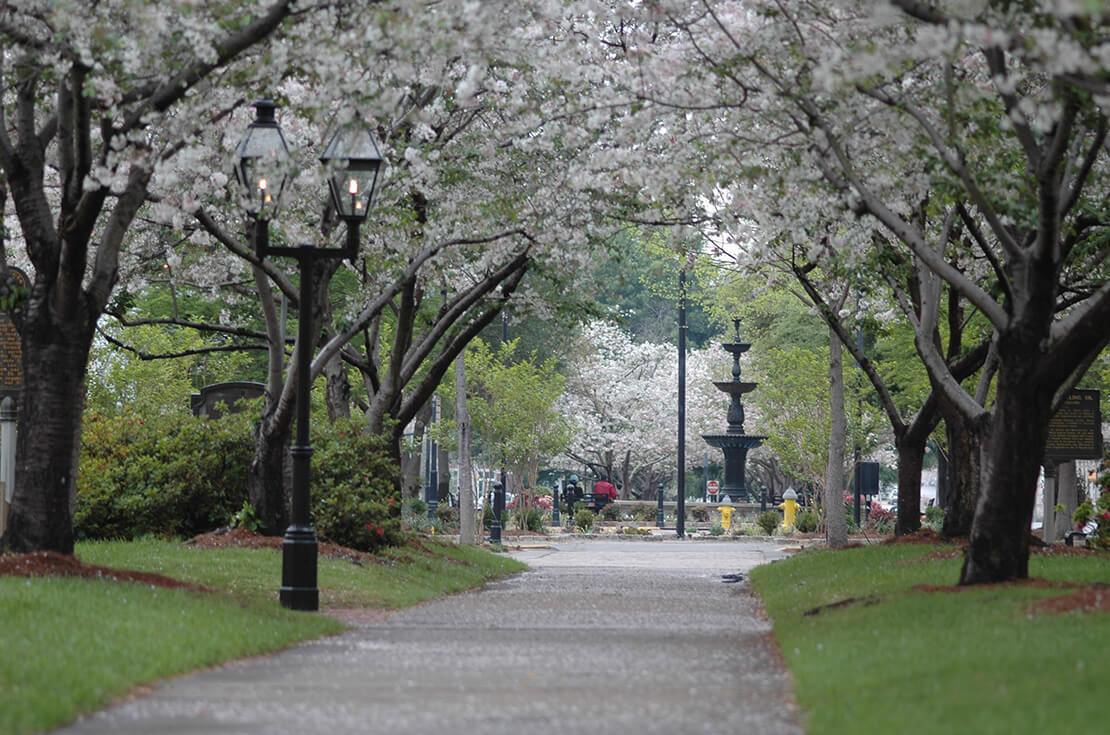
[707,480,719,495]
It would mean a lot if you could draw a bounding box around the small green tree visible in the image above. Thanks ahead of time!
[460,339,571,498]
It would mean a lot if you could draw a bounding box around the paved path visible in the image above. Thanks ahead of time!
[56,540,803,735]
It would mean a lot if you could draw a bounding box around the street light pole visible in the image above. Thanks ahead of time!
[488,309,509,545]
[282,247,319,611]
[426,396,439,520]
[676,268,687,539]
[235,99,383,612]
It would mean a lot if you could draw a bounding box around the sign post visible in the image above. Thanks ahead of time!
[1042,390,1103,542]
[0,266,27,535]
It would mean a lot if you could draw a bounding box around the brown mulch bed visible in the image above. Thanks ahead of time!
[0,551,208,592]
[913,578,1079,593]
[1028,585,1110,616]
[1030,543,1108,557]
[188,527,377,564]
[883,528,947,545]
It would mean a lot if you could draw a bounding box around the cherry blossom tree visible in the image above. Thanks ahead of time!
[559,320,720,499]
[0,0,333,552]
[622,0,1109,582]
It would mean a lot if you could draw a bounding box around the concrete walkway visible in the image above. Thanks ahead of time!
[56,540,803,735]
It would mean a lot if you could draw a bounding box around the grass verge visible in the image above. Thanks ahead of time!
[750,543,1110,735]
[1,537,524,735]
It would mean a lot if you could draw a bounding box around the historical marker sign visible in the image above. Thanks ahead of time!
[1045,389,1103,461]
[0,267,28,399]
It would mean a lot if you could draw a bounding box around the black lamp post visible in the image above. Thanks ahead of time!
[235,100,383,611]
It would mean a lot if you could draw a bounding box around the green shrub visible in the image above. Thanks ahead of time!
[688,506,711,523]
[600,503,622,521]
[512,505,546,532]
[76,410,254,540]
[406,498,428,518]
[633,503,658,522]
[307,420,402,552]
[795,510,819,533]
[574,509,596,532]
[923,505,945,532]
[435,504,460,529]
[482,505,509,530]
[76,412,403,553]
[756,511,780,536]
[621,526,651,535]
[709,524,725,536]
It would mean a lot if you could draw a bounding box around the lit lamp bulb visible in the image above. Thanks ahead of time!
[258,177,272,207]
[348,178,359,214]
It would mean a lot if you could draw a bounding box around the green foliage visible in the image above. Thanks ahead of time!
[309,420,402,552]
[454,338,571,486]
[435,504,460,529]
[76,412,401,552]
[406,498,428,517]
[87,324,256,417]
[600,503,622,521]
[709,523,725,536]
[511,505,546,532]
[756,510,780,536]
[628,502,658,522]
[229,500,263,533]
[1073,465,1110,549]
[923,505,945,532]
[795,510,819,533]
[621,526,652,535]
[687,505,711,523]
[482,505,509,530]
[76,410,254,540]
[574,508,596,532]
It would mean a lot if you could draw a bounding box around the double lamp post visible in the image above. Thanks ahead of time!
[234,99,384,611]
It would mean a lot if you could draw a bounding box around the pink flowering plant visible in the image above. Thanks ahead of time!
[1073,463,1110,550]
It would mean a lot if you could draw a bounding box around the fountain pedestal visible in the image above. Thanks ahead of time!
[702,320,764,502]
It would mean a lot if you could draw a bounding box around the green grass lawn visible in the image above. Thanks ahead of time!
[750,544,1110,735]
[1,537,524,735]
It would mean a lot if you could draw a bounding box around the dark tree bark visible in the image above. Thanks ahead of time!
[892,431,926,536]
[940,409,981,538]
[247,420,291,533]
[960,358,1052,583]
[5,307,95,553]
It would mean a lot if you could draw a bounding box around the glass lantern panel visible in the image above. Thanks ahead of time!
[234,125,291,218]
[330,168,379,218]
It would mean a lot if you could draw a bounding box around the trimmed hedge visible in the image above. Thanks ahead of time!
[76,411,401,551]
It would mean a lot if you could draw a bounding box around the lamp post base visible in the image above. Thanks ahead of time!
[280,525,319,611]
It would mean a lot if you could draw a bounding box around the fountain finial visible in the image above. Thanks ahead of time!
[732,317,741,342]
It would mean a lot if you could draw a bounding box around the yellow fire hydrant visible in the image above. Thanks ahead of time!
[718,504,735,532]
[780,488,799,530]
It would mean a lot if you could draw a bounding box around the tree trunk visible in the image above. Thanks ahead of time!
[324,353,350,421]
[5,315,95,553]
[941,411,981,538]
[456,356,475,545]
[400,402,432,500]
[247,420,291,534]
[825,328,849,549]
[437,445,450,504]
[1053,460,1078,541]
[960,359,1052,584]
[893,431,925,536]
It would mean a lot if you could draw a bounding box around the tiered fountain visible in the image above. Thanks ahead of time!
[702,319,765,502]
